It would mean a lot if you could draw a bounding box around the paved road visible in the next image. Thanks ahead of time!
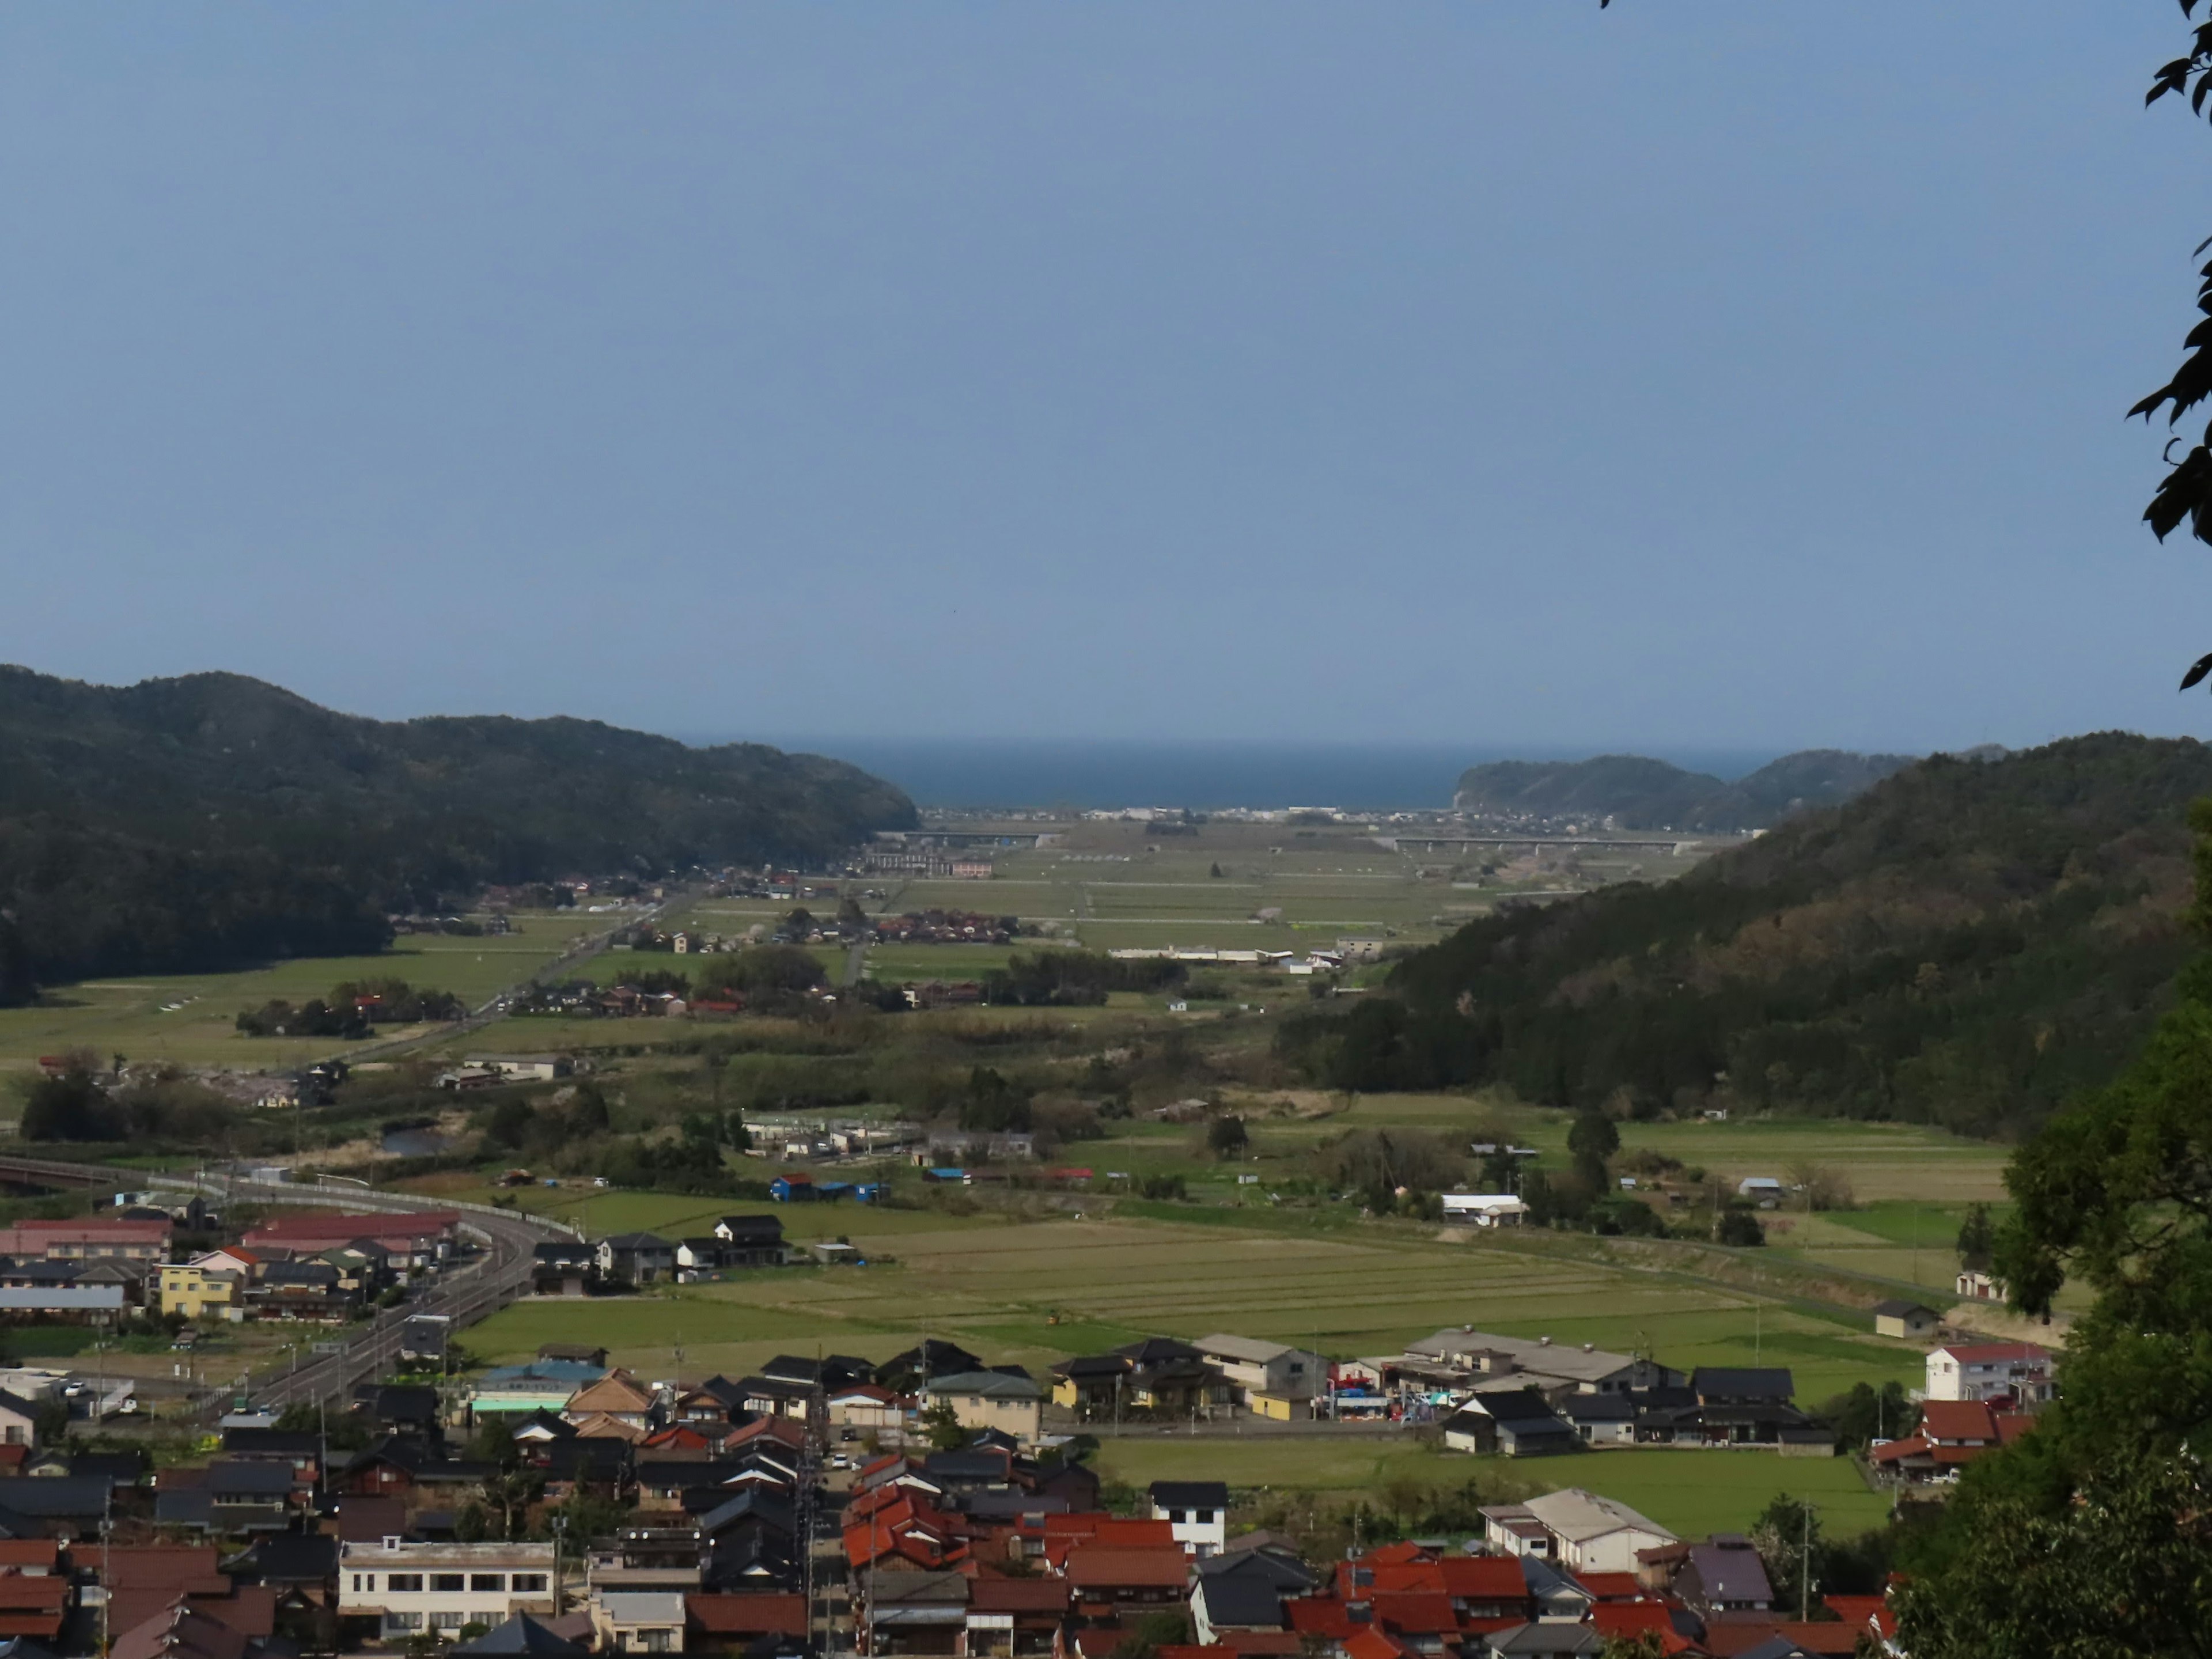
[0,1155,571,1418]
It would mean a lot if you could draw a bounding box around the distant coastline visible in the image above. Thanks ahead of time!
[685,736,1787,812]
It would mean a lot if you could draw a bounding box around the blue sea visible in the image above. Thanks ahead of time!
[703,737,1784,812]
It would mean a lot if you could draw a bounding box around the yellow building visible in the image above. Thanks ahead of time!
[157,1262,242,1322]
[923,1372,1043,1442]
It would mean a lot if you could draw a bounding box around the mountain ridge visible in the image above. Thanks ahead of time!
[1453,747,1919,830]
[1285,733,2209,1138]
[0,666,917,1001]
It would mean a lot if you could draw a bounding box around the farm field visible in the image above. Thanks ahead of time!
[463,1213,1926,1407]
[0,913,593,1077]
[446,813,1723,1054]
[1085,1437,1891,1540]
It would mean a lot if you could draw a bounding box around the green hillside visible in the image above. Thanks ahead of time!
[1453,747,1915,830]
[0,667,915,1001]
[1294,734,2212,1138]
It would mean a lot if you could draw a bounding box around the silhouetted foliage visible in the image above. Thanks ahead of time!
[981,951,1185,1007]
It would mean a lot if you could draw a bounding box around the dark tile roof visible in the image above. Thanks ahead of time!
[226,1532,338,1584]
[220,1431,320,1459]
[1195,1574,1285,1630]
[1476,1388,1568,1425]
[1692,1368,1795,1402]
[0,1478,109,1518]
[206,1462,295,1498]
[1150,1481,1229,1508]
[453,1614,589,1658]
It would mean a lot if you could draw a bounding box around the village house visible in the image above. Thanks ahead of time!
[1192,1336,1325,1416]
[1924,1342,2055,1404]
[1444,1389,1578,1458]
[157,1260,245,1323]
[1480,1491,1677,1575]
[1869,1399,2036,1483]
[531,1243,595,1298]
[921,1373,1043,1442]
[1872,1301,1941,1340]
[565,1371,658,1433]
[710,1217,785,1266]
[0,1219,171,1263]
[1439,1194,1531,1228]
[596,1236,676,1285]
[1146,1481,1229,1556]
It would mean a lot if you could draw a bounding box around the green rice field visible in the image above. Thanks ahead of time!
[0,912,594,1075]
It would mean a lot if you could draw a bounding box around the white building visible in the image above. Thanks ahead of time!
[1441,1194,1529,1228]
[1925,1342,2055,1405]
[339,1540,557,1641]
[594,1590,688,1653]
[1483,1489,1677,1575]
[1148,1480,1229,1557]
[1402,1328,1675,1395]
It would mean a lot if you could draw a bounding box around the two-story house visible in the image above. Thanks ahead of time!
[1925,1342,2055,1405]
[596,1236,676,1285]
[158,1259,244,1323]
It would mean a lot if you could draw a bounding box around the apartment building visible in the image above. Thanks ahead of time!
[338,1540,558,1641]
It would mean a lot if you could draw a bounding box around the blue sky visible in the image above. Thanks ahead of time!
[0,3,2204,756]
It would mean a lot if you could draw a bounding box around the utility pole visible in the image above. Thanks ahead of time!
[552,1514,567,1615]
[1800,1503,1813,1622]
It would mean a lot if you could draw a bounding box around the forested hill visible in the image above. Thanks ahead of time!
[1289,734,2212,1139]
[1453,747,1917,830]
[0,667,916,1001]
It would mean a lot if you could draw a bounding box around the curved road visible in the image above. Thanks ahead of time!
[0,1154,572,1419]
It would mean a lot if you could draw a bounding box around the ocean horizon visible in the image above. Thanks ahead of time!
[679,736,1793,812]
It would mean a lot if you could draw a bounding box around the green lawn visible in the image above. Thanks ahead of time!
[1090,1438,1889,1539]
[0,914,592,1074]
[463,1210,1925,1407]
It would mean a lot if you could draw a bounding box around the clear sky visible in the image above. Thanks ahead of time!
[1,4,2205,757]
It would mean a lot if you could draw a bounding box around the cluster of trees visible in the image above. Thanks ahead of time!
[16,1056,235,1144]
[1882,800,2212,1651]
[958,1066,1032,1132]
[479,1084,766,1196]
[979,951,1187,1007]
[1283,736,2212,1138]
[236,977,463,1037]
[234,998,372,1040]
[0,665,916,1004]
[693,945,831,1012]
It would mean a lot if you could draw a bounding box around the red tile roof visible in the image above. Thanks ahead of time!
[1214,1635,1303,1657]
[686,1594,807,1637]
[1342,1629,1416,1659]
[1369,1592,1457,1635]
[1572,1573,1645,1602]
[1435,1556,1528,1600]
[1286,1600,1358,1639]
[968,1577,1072,1614]
[1063,1546,1190,1591]
[1918,1401,1999,1442]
